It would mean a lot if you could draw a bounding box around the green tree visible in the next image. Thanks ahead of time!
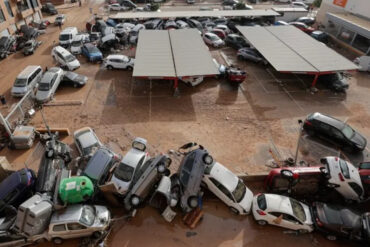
[313,0,322,7]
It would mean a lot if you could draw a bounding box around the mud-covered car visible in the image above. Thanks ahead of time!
[0,36,16,59]
[174,143,213,213]
[124,155,171,211]
[22,39,41,56]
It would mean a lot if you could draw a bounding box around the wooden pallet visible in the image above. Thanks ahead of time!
[183,207,203,229]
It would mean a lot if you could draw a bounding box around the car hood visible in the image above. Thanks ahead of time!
[93,205,110,228]
[238,187,253,213]
[11,86,27,94]
[111,175,131,195]
[350,131,367,149]
[36,90,51,101]
[68,59,80,68]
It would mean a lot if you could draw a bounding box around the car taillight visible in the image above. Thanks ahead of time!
[335,157,338,161]
[338,173,345,182]
[256,210,266,216]
[304,120,312,126]
[315,217,323,227]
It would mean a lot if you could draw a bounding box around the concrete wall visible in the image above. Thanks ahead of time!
[318,0,370,22]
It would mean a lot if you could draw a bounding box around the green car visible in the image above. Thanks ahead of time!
[59,176,94,204]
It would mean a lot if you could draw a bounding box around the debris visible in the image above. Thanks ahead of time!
[225,116,230,121]
[183,207,203,229]
[186,231,197,237]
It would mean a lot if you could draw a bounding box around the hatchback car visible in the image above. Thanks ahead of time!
[124,155,171,211]
[111,138,150,196]
[320,156,364,202]
[54,14,66,26]
[81,43,103,62]
[203,162,253,215]
[22,39,40,56]
[47,204,110,244]
[61,71,88,88]
[103,54,134,70]
[317,72,348,92]
[35,67,64,102]
[203,32,225,48]
[73,127,102,158]
[237,48,267,64]
[225,34,249,49]
[252,193,314,233]
[303,112,367,152]
[312,202,370,242]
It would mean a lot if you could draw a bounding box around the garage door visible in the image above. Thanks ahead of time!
[0,29,10,37]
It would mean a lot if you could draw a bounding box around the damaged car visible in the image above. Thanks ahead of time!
[0,36,16,59]
[22,39,41,56]
[61,71,88,88]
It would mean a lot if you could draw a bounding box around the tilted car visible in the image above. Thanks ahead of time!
[61,71,88,88]
[81,43,103,62]
[225,34,249,49]
[52,46,80,71]
[252,193,314,233]
[22,39,41,56]
[103,54,134,70]
[73,127,102,158]
[203,162,253,215]
[0,36,16,59]
[317,72,349,92]
[303,112,367,152]
[237,48,267,64]
[312,202,370,242]
[35,67,64,103]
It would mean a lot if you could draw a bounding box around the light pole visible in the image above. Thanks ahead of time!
[294,119,303,166]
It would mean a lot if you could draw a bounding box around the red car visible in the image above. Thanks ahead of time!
[211,28,226,40]
[359,162,370,197]
[289,22,315,34]
[226,67,246,83]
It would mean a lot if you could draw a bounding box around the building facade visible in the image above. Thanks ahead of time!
[316,0,370,55]
[0,0,43,37]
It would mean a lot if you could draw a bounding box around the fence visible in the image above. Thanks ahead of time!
[5,90,35,131]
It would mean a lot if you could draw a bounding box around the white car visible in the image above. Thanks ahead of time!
[54,14,66,25]
[215,24,230,34]
[73,127,103,158]
[108,3,127,11]
[180,76,204,87]
[35,67,63,102]
[129,24,145,44]
[202,162,253,215]
[203,33,225,48]
[176,20,189,29]
[320,156,364,202]
[252,193,314,233]
[291,1,308,9]
[52,46,80,71]
[103,54,135,70]
[111,137,150,195]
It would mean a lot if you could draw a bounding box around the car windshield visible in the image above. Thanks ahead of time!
[59,34,71,41]
[65,54,76,62]
[14,78,27,87]
[342,125,354,139]
[71,41,81,46]
[79,205,95,226]
[289,198,306,222]
[83,143,99,156]
[208,35,219,41]
[38,82,50,91]
[232,179,246,203]
[114,163,134,182]
[24,42,33,48]
[339,159,350,179]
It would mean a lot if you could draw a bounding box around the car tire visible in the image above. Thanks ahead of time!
[298,229,309,234]
[107,65,113,70]
[257,220,267,226]
[326,235,337,241]
[52,238,63,245]
[229,207,239,215]
[93,231,102,239]
[188,196,198,208]
[203,154,213,165]
[157,163,166,173]
[127,66,133,71]
[130,195,140,207]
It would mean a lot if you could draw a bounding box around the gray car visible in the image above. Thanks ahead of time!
[47,204,110,244]
[35,67,63,103]
[237,48,268,65]
[22,39,41,56]
[124,155,171,211]
[73,127,102,158]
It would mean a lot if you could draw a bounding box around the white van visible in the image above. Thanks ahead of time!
[70,36,83,55]
[51,46,80,71]
[59,27,78,48]
[11,66,43,97]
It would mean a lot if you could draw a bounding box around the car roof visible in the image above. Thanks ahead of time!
[264,194,294,215]
[50,204,84,224]
[107,54,126,60]
[84,148,113,180]
[17,66,41,79]
[310,112,345,129]
[319,203,361,229]
[121,148,145,168]
[41,72,56,83]
[77,130,98,148]
[209,162,238,192]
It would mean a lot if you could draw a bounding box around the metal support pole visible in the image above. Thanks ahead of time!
[311,73,319,88]
[294,120,303,166]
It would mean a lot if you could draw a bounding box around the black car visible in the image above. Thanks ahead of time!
[225,34,249,49]
[41,2,58,15]
[223,0,238,5]
[303,112,367,152]
[0,36,16,59]
[311,30,329,44]
[296,17,315,26]
[174,143,213,213]
[61,71,88,87]
[312,202,370,242]
[144,19,163,30]
[317,72,348,92]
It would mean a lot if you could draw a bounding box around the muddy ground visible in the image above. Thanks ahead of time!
[0,0,369,246]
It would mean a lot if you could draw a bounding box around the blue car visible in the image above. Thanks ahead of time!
[81,43,103,62]
[0,168,36,215]
[106,18,117,27]
[274,20,289,26]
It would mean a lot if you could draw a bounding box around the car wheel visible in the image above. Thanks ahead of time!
[280,169,293,179]
[237,55,244,60]
[130,195,140,207]
[326,235,337,241]
[52,238,63,245]
[157,163,166,173]
[298,229,309,234]
[188,196,198,208]
[229,207,239,215]
[127,66,133,71]
[93,231,102,239]
[257,220,267,226]
[107,65,113,70]
[203,154,213,165]
[73,83,78,88]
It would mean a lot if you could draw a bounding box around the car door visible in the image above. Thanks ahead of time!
[66,222,89,239]
[116,59,125,69]
[329,127,346,146]
[208,177,235,208]
[50,224,68,239]
[50,74,57,95]
[26,73,35,91]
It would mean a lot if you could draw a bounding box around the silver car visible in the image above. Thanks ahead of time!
[47,204,110,244]
[73,127,102,158]
[35,67,63,103]
[111,137,150,196]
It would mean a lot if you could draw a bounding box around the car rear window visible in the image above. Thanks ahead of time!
[339,160,350,179]
[257,194,266,210]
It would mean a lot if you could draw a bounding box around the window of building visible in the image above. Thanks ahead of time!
[0,8,5,23]
[337,27,355,44]
[4,0,13,17]
[17,0,31,12]
[31,0,39,8]
[352,34,370,53]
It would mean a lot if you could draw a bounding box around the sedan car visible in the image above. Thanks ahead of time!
[108,3,127,11]
[81,43,103,62]
[303,112,367,152]
[103,54,134,70]
[317,72,348,92]
[73,127,102,158]
[35,67,63,103]
[252,193,314,233]
[296,16,315,26]
[225,34,249,49]
[291,1,308,9]
[111,137,150,196]
[22,39,41,56]
[164,20,178,30]
[237,48,267,64]
[312,202,370,242]
[320,156,365,202]
[61,71,88,88]
[203,162,253,215]
[215,24,230,34]
[203,32,225,48]
[289,21,315,34]
[54,14,66,26]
